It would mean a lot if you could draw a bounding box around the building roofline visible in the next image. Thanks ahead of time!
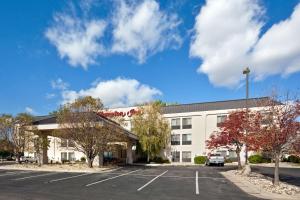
[163,97,269,108]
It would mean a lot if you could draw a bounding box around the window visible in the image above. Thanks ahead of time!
[182,118,192,129]
[60,139,75,148]
[171,118,180,129]
[171,134,180,145]
[182,134,192,145]
[68,140,75,147]
[61,152,67,161]
[104,151,113,158]
[60,139,67,147]
[171,151,180,162]
[68,152,75,161]
[182,151,191,162]
[261,112,272,125]
[217,115,227,127]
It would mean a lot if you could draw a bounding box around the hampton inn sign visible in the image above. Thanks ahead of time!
[98,108,140,118]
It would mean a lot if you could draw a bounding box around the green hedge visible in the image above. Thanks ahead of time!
[194,156,207,164]
[287,155,300,163]
[249,154,271,163]
[150,157,170,164]
[80,157,86,162]
[249,155,263,163]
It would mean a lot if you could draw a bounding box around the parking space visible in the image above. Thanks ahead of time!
[0,166,261,200]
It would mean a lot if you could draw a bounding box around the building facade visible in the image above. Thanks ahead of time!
[27,97,269,164]
[104,97,270,164]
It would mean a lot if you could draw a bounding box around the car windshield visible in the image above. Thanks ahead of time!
[210,154,221,157]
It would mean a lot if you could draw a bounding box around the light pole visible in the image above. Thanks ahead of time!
[243,67,250,165]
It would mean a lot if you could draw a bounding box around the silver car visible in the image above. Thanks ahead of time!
[206,153,224,166]
[20,156,37,163]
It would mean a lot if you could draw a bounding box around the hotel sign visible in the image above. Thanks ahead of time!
[98,109,140,118]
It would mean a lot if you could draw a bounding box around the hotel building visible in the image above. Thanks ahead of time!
[29,97,269,165]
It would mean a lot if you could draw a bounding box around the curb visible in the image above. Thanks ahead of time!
[0,165,117,174]
[221,171,300,200]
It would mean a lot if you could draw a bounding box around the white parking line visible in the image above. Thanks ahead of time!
[47,167,123,183]
[13,172,58,181]
[137,170,168,191]
[86,169,140,187]
[48,173,91,183]
[195,171,199,195]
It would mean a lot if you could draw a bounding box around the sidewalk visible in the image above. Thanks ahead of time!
[221,170,300,200]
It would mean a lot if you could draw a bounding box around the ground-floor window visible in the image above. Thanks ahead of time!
[68,152,75,161]
[182,151,191,162]
[171,151,180,162]
[61,152,67,161]
[104,151,113,158]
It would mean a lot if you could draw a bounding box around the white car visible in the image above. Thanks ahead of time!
[206,153,224,166]
[19,156,37,163]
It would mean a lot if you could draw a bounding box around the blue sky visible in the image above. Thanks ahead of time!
[0,0,300,115]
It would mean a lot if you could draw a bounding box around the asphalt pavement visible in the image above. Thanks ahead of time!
[251,165,300,187]
[0,166,262,200]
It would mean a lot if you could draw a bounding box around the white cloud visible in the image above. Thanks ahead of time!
[61,77,162,108]
[25,107,36,115]
[51,78,69,90]
[190,0,264,87]
[46,93,56,99]
[190,0,300,88]
[251,3,300,79]
[111,0,182,63]
[45,13,106,69]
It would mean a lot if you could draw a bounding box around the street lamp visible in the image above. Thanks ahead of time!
[243,67,250,165]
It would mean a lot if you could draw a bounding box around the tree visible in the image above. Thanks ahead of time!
[131,102,171,162]
[11,113,34,163]
[206,110,248,170]
[0,114,13,152]
[32,132,50,166]
[56,96,125,168]
[248,95,300,186]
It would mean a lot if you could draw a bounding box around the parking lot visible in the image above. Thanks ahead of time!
[0,166,261,200]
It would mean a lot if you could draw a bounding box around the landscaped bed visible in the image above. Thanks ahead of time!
[0,163,113,173]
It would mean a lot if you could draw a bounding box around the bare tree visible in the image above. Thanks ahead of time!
[56,96,126,168]
[11,113,34,163]
[0,114,13,151]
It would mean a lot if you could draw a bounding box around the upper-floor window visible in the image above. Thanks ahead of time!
[217,115,227,127]
[68,140,75,147]
[182,134,192,145]
[171,118,181,129]
[261,112,272,125]
[60,139,75,148]
[60,139,68,147]
[182,118,192,129]
[171,134,180,145]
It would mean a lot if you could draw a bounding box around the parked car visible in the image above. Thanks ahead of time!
[19,156,37,163]
[205,153,224,166]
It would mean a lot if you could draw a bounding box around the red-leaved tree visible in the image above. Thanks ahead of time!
[248,96,300,186]
[206,110,248,170]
